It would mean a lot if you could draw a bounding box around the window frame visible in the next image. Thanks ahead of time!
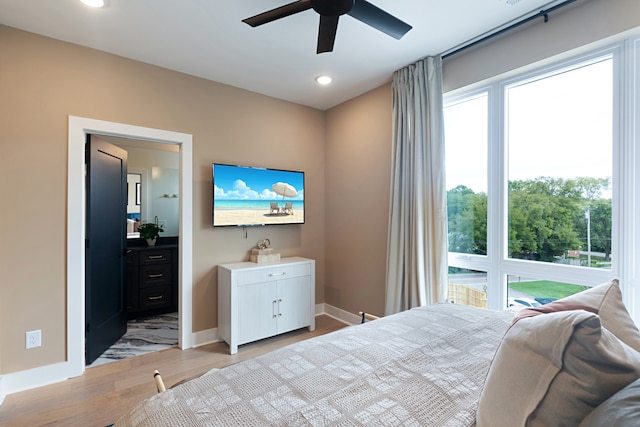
[444,41,633,312]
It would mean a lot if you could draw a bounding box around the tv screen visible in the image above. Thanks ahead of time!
[212,163,305,227]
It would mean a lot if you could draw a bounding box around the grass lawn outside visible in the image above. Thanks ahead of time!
[508,280,590,299]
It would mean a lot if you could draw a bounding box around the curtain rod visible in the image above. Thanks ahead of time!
[442,0,577,60]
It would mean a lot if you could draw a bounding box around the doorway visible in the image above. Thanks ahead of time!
[66,116,193,379]
[87,135,181,366]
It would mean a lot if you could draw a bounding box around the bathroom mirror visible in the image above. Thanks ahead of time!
[126,173,142,238]
[96,135,180,237]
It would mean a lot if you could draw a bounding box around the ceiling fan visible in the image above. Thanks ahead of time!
[242,0,412,54]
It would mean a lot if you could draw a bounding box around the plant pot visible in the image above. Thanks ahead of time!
[146,238,157,247]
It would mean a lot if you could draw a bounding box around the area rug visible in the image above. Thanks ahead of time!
[89,312,178,367]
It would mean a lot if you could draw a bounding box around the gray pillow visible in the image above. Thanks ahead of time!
[579,378,640,427]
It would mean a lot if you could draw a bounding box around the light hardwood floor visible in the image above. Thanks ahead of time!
[0,315,348,427]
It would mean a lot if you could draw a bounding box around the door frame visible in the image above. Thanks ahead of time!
[67,116,193,378]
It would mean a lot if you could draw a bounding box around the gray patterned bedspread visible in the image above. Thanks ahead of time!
[115,303,514,426]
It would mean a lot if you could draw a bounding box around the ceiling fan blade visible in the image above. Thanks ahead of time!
[347,0,412,39]
[242,0,312,27]
[317,15,339,53]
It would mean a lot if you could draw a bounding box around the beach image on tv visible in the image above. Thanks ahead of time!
[213,164,304,226]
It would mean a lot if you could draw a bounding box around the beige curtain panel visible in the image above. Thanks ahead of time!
[385,56,448,315]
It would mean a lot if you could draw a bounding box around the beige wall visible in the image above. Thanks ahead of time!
[443,0,640,92]
[320,0,640,317]
[1,0,638,382]
[0,25,325,374]
[324,85,392,317]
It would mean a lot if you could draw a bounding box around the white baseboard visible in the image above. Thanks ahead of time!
[0,328,219,402]
[1,361,73,401]
[190,327,219,348]
[189,303,360,349]
[0,303,358,404]
[316,303,361,325]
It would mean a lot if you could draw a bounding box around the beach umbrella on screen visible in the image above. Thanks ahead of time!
[272,182,297,200]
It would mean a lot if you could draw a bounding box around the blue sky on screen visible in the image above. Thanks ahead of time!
[213,164,304,200]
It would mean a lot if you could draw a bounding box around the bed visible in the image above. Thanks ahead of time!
[115,280,640,426]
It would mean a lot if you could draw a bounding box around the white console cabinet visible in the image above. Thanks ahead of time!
[218,257,315,354]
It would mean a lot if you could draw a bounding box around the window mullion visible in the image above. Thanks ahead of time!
[620,37,639,323]
[487,82,506,310]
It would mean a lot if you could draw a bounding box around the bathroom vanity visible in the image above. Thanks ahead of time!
[126,241,178,318]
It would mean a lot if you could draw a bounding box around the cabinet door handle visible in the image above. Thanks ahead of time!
[148,295,164,300]
[268,272,286,277]
[148,273,164,278]
[148,255,164,260]
[278,298,282,316]
[272,300,277,318]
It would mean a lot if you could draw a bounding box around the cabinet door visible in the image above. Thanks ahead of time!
[276,276,311,334]
[125,250,139,313]
[237,281,278,345]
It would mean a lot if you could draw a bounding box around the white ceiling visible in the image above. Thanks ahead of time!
[0,0,569,110]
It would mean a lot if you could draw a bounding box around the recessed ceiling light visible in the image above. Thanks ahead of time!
[80,0,105,7]
[315,75,332,85]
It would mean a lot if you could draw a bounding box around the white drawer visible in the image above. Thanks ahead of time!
[236,263,310,285]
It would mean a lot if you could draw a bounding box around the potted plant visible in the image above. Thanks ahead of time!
[138,223,164,246]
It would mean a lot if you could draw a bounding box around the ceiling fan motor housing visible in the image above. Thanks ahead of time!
[310,0,354,16]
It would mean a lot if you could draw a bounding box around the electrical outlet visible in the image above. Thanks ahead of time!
[159,220,167,229]
[26,330,41,349]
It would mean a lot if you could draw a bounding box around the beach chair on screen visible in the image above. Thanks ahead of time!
[270,202,280,214]
[283,202,293,215]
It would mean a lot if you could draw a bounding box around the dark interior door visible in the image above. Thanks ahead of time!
[85,135,128,365]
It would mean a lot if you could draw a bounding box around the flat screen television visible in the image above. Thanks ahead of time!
[212,163,305,227]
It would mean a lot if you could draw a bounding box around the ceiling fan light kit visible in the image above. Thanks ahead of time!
[242,0,412,54]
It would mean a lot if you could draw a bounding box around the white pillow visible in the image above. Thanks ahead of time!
[476,310,640,426]
[546,279,640,352]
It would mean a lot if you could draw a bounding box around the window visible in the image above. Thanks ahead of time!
[448,269,487,308]
[505,59,612,268]
[444,46,626,311]
[445,93,488,256]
